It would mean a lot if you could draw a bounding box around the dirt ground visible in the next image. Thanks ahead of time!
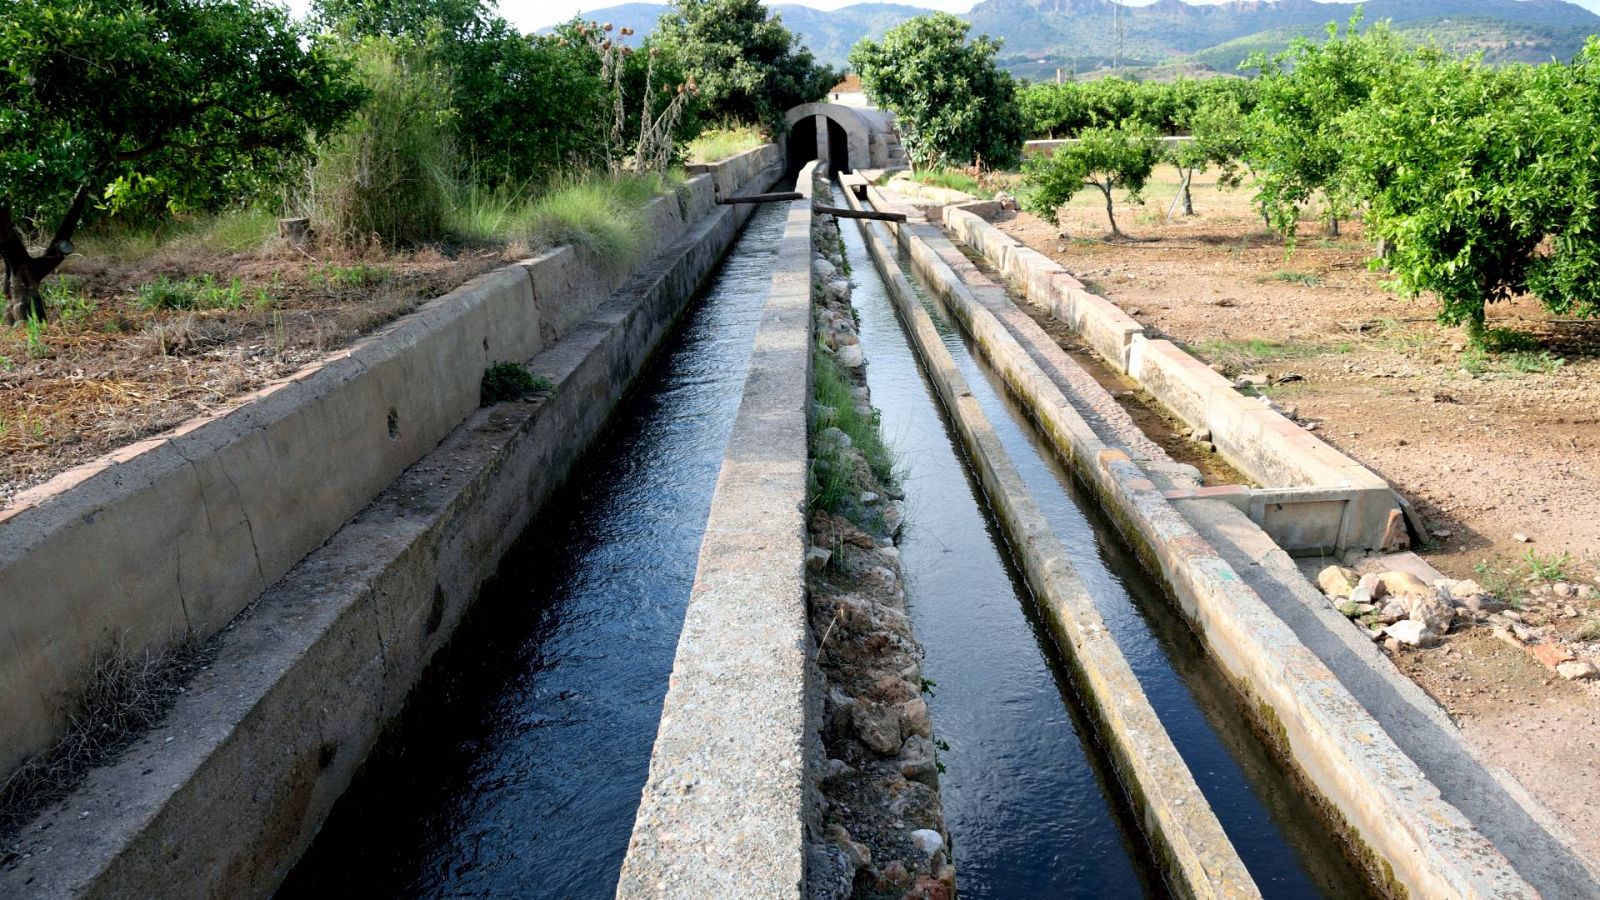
[996,165,1600,865]
[0,237,503,505]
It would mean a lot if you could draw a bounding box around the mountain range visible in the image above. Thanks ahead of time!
[555,0,1600,77]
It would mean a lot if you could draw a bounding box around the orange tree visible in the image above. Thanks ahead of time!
[0,0,362,324]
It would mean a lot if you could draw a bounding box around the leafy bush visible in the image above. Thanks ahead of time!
[851,13,1023,170]
[656,0,835,131]
[480,361,553,405]
[1019,76,1257,140]
[303,40,458,247]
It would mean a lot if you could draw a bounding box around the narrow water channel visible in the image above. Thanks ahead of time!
[838,206,1375,898]
[278,199,790,899]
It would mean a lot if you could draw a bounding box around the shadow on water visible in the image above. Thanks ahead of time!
[278,199,791,900]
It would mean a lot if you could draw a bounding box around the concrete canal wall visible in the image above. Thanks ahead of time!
[0,147,784,899]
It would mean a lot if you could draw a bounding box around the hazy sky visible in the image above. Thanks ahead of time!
[280,0,1600,34]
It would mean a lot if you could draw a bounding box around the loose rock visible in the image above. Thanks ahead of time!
[1386,620,1440,647]
[1557,660,1599,681]
[909,829,945,857]
[1318,565,1359,599]
[1378,570,1431,597]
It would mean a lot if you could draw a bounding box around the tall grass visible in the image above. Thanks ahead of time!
[907,168,985,196]
[685,123,767,163]
[451,172,681,272]
[74,207,277,262]
[303,41,458,247]
[811,342,895,517]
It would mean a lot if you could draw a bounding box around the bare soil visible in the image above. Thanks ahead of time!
[0,239,504,505]
[997,165,1600,864]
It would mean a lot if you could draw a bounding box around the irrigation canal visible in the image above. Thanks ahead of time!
[277,184,1374,898]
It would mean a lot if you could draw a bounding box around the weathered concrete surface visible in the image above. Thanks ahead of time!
[877,186,1539,899]
[781,104,904,171]
[844,175,1260,900]
[0,156,785,900]
[1184,498,1600,899]
[617,164,816,898]
[942,205,1405,557]
[687,143,784,199]
[0,155,770,784]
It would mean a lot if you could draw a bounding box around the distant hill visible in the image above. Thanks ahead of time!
[552,0,1600,76]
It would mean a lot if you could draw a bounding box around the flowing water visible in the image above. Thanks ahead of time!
[278,200,790,899]
[837,208,1374,899]
[279,189,1373,900]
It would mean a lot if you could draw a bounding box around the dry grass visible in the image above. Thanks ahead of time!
[0,636,216,843]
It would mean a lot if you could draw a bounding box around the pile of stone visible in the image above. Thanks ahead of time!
[1317,566,1483,649]
[806,179,954,900]
[1318,565,1600,680]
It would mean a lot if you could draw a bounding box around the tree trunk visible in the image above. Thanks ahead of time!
[2,259,46,325]
[1181,175,1195,216]
[1,187,90,325]
[1465,307,1487,348]
[1327,214,1340,238]
[1101,183,1122,238]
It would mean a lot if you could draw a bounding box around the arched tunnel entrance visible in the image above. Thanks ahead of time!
[786,114,851,177]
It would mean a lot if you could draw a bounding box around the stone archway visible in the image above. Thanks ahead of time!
[783,102,873,172]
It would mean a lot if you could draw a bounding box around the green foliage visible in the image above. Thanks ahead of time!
[810,342,894,520]
[480,361,553,405]
[686,123,768,163]
[1523,549,1572,583]
[1244,12,1421,239]
[0,0,361,322]
[851,13,1023,170]
[1343,38,1600,340]
[0,0,361,231]
[304,40,458,246]
[656,0,836,131]
[135,275,265,311]
[1021,122,1162,236]
[1019,76,1257,140]
[451,173,678,273]
[42,276,95,326]
[907,168,985,196]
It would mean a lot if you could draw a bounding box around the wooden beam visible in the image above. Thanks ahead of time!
[716,192,803,205]
[813,204,906,223]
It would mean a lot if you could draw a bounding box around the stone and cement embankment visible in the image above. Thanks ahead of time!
[618,166,951,900]
[841,176,1261,900]
[856,179,1549,897]
[805,179,951,900]
[0,145,783,899]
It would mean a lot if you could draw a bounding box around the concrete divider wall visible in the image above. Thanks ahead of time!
[868,184,1536,899]
[0,146,776,783]
[0,153,787,900]
[941,205,1406,556]
[617,161,816,898]
[845,176,1261,900]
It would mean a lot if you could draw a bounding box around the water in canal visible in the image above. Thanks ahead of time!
[836,205,1375,899]
[278,199,791,899]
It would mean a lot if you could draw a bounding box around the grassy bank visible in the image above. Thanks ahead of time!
[686,124,767,164]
